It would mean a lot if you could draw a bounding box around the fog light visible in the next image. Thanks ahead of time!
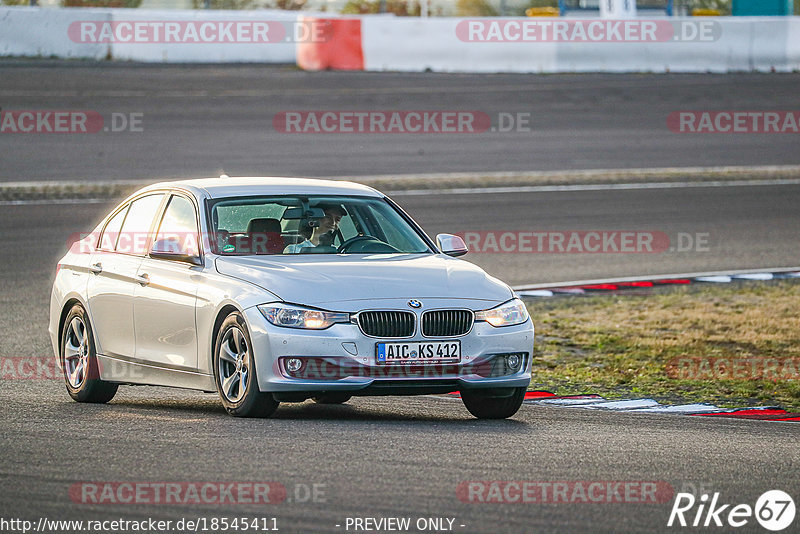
[506,354,521,371]
[286,358,303,373]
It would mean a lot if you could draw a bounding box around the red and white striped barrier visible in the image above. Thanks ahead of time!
[514,268,800,298]
[298,16,800,73]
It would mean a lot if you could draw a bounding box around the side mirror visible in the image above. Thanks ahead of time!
[150,250,204,266]
[150,238,203,266]
[436,233,468,257]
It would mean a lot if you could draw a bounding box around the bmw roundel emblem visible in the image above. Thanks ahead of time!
[407,299,422,309]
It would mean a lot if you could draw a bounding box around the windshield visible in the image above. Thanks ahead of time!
[209,195,432,256]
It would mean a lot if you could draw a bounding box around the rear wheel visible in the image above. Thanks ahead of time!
[214,312,279,418]
[61,304,118,403]
[313,393,352,405]
[461,387,526,419]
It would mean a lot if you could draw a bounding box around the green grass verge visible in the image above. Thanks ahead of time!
[526,279,800,411]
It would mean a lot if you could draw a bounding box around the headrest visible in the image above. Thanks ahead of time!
[247,218,281,234]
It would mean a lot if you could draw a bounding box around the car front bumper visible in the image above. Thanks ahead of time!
[243,306,534,396]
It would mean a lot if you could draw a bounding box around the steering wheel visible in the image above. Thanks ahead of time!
[337,235,377,253]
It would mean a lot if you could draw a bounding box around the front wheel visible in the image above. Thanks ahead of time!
[214,312,279,418]
[461,387,526,419]
[61,304,118,403]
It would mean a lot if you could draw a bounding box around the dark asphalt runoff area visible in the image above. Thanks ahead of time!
[1,63,799,533]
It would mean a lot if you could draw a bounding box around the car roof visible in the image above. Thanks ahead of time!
[142,177,384,199]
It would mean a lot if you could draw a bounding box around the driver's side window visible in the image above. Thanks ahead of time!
[151,195,200,257]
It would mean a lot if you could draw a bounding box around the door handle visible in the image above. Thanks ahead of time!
[90,263,103,275]
[136,273,150,286]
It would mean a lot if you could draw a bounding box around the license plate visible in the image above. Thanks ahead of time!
[376,341,461,364]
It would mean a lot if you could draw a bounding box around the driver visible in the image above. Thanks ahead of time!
[284,205,345,254]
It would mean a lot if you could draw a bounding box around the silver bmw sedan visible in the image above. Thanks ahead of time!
[49,177,534,419]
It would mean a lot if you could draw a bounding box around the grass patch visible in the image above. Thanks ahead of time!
[526,279,800,411]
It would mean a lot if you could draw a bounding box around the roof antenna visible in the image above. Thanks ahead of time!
[219,171,230,179]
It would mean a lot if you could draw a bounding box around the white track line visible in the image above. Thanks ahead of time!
[3,178,799,206]
[3,164,800,191]
[0,198,111,206]
[388,178,800,196]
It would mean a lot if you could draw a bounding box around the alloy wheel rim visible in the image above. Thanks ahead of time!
[218,326,249,403]
[64,317,89,388]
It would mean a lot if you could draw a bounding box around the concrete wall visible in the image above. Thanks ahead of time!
[0,7,298,62]
[0,7,110,59]
[3,7,799,73]
[360,16,800,73]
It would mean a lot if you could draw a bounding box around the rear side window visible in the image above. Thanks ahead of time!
[116,194,164,255]
[98,205,129,252]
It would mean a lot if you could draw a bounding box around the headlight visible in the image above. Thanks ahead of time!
[474,298,529,327]
[258,303,350,330]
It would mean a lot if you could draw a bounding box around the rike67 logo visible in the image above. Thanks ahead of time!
[668,490,795,531]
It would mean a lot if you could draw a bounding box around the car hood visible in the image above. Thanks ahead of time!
[215,254,512,309]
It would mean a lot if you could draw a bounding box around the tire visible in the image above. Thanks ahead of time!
[61,304,118,404]
[213,312,279,418]
[313,393,352,405]
[461,387,526,419]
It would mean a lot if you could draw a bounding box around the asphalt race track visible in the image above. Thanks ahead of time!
[0,62,799,181]
[1,189,798,533]
[2,383,799,534]
[1,63,799,533]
